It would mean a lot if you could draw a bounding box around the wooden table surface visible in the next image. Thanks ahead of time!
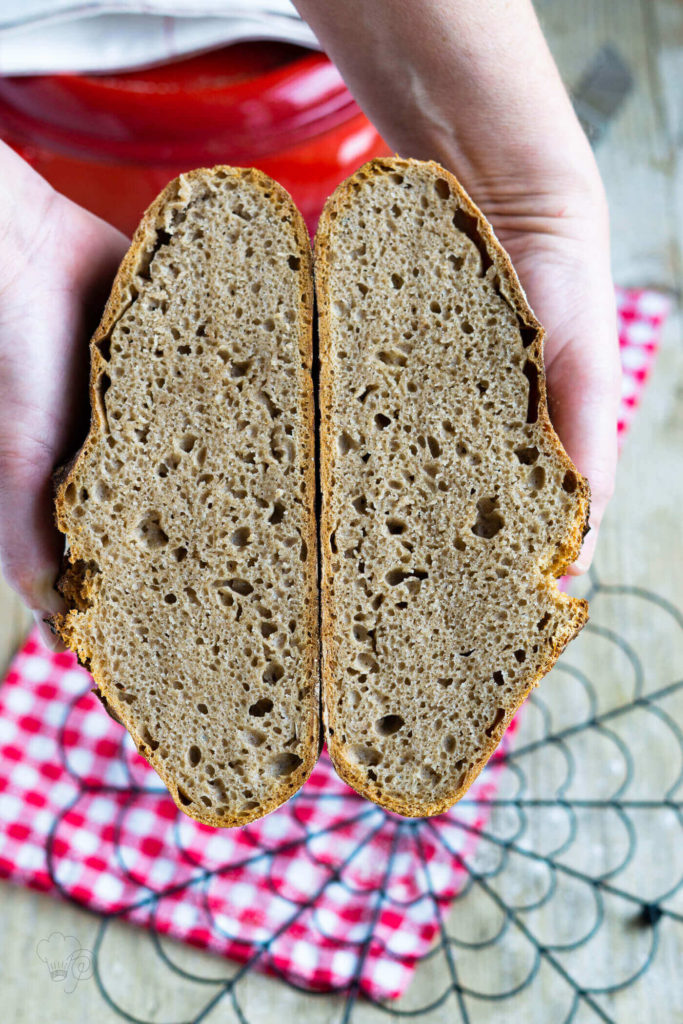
[1,2,682,1021]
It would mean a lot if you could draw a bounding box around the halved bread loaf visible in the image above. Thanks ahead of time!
[53,167,319,827]
[315,158,590,817]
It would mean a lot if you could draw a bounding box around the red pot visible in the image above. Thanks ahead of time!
[0,42,388,234]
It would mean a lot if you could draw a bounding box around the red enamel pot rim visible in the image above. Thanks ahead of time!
[0,43,360,163]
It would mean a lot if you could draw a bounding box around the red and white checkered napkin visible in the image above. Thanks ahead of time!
[0,288,670,1000]
[615,286,668,441]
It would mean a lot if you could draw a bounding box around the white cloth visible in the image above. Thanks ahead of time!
[0,2,319,75]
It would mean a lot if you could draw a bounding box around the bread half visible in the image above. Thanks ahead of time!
[315,158,590,817]
[53,167,319,827]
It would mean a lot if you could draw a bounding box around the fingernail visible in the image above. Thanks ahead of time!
[33,613,67,653]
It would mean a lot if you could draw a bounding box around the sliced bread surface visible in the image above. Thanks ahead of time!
[315,158,590,817]
[53,167,319,827]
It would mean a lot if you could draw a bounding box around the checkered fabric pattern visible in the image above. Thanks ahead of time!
[0,288,669,1000]
[615,286,669,441]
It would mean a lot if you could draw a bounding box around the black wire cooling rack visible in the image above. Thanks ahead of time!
[54,565,682,1023]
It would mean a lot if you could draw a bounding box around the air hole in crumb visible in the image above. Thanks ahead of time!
[261,621,277,638]
[376,714,404,736]
[523,360,540,423]
[448,254,464,271]
[472,497,504,539]
[338,431,359,454]
[358,282,369,297]
[287,255,300,270]
[173,546,187,562]
[528,466,546,490]
[269,501,285,525]
[515,446,539,465]
[249,698,273,717]
[176,787,192,806]
[262,662,284,685]
[228,578,253,596]
[519,322,537,347]
[538,612,551,630]
[164,593,177,605]
[427,436,441,458]
[177,344,191,355]
[348,745,381,767]
[374,413,391,429]
[385,568,428,586]
[97,373,111,425]
[269,752,302,777]
[231,527,251,548]
[443,735,456,754]
[135,514,168,550]
[391,273,404,290]
[141,727,158,751]
[357,384,378,404]
[514,649,526,663]
[197,703,208,714]
[562,470,578,493]
[386,518,406,535]
[430,300,441,314]
[231,359,252,378]
[493,670,505,685]
[486,708,506,737]
[179,434,196,453]
[257,390,282,419]
[452,207,493,276]
[188,745,201,766]
[378,350,407,367]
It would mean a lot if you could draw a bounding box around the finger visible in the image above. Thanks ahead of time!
[545,337,621,574]
[0,448,67,616]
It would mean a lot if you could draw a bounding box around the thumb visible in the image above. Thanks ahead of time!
[544,314,621,575]
[0,446,67,645]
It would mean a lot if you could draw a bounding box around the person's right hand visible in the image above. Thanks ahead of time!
[0,142,128,647]
[294,0,621,573]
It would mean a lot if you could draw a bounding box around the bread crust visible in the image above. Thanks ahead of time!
[51,167,319,827]
[315,157,590,818]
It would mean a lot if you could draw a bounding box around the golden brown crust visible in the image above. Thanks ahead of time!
[51,166,319,828]
[315,157,590,818]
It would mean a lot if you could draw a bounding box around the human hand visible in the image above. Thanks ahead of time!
[294,0,621,572]
[469,172,620,574]
[0,142,128,646]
